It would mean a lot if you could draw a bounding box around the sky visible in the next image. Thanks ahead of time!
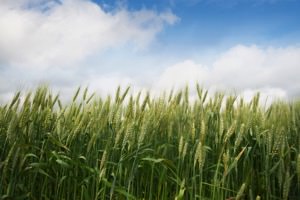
[0,0,300,103]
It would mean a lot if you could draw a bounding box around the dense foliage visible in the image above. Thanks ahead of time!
[0,86,299,199]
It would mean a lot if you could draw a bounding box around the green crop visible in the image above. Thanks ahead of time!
[0,85,299,199]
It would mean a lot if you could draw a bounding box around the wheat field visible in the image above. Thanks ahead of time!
[0,86,299,199]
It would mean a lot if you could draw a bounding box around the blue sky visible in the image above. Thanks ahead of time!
[96,0,300,46]
[0,0,300,102]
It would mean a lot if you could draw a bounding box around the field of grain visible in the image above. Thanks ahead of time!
[0,86,299,199]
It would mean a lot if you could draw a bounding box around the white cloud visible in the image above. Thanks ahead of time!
[85,74,136,96]
[0,0,178,68]
[241,88,287,104]
[0,1,298,104]
[1,43,299,103]
[1,44,299,103]
[154,45,300,101]
[154,60,209,91]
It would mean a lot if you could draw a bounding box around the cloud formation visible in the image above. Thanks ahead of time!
[155,45,300,101]
[0,1,299,104]
[0,44,299,104]
[0,0,178,68]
